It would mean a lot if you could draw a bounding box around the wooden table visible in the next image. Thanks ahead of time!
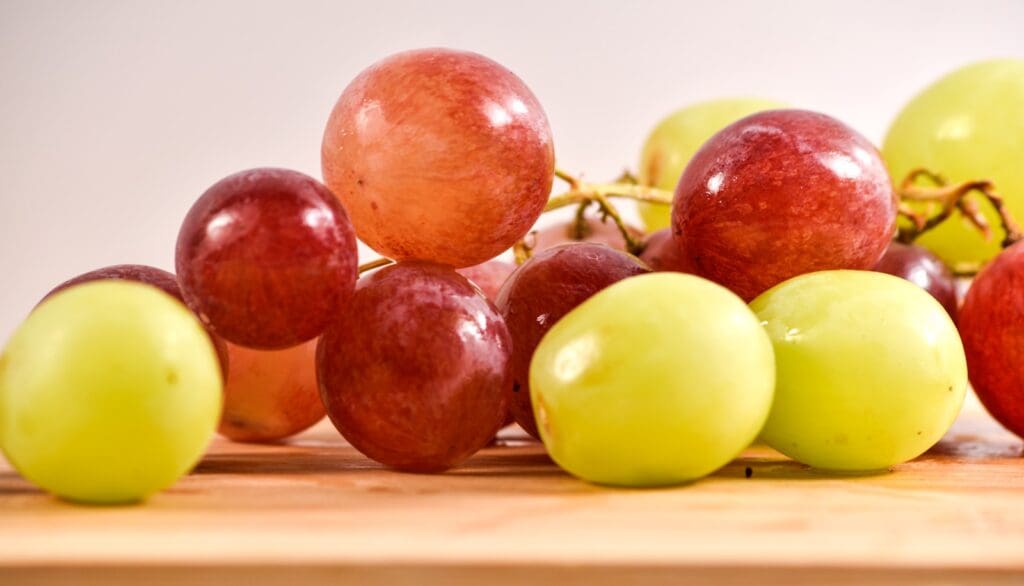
[2,394,1022,585]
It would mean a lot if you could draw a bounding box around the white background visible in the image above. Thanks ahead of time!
[1,0,1022,338]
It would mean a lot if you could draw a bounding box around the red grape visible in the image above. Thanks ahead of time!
[42,264,229,377]
[219,339,323,443]
[321,48,555,267]
[673,109,897,300]
[874,241,958,319]
[456,259,516,302]
[532,216,644,253]
[495,243,650,438]
[639,228,695,273]
[176,168,358,350]
[317,261,510,472]
[959,243,1024,438]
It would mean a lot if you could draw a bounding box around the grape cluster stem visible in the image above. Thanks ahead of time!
[896,168,1023,270]
[514,168,674,262]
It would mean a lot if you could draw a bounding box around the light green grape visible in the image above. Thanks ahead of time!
[638,98,788,230]
[529,273,775,486]
[883,59,1024,267]
[750,271,966,472]
[0,281,223,504]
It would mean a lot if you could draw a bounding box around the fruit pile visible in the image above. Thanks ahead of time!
[1,50,1022,503]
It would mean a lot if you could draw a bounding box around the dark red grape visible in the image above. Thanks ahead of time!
[317,261,510,472]
[639,228,696,273]
[959,242,1024,439]
[42,264,229,377]
[495,243,650,438]
[673,109,897,301]
[322,48,554,267]
[532,216,644,253]
[456,260,516,302]
[874,241,958,319]
[176,168,358,350]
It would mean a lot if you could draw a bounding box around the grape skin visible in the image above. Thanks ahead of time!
[674,109,897,301]
[0,281,222,503]
[322,48,555,268]
[873,242,957,320]
[42,264,230,379]
[176,168,358,350]
[638,98,787,230]
[530,273,775,486]
[317,261,510,472]
[219,339,324,443]
[883,59,1024,266]
[751,270,966,471]
[959,243,1024,439]
[495,243,649,438]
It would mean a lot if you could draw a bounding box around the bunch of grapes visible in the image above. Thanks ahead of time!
[0,49,1022,502]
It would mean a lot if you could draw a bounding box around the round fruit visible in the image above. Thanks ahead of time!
[530,272,775,486]
[496,243,649,438]
[317,261,510,472]
[873,241,958,320]
[959,242,1024,438]
[639,228,695,273]
[456,260,516,302]
[219,339,323,443]
[638,98,787,230]
[751,270,966,471]
[674,109,897,301]
[42,264,229,378]
[0,281,222,503]
[883,59,1024,266]
[176,168,358,350]
[321,48,555,267]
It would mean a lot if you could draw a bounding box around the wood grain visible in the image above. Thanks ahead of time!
[1,395,1022,585]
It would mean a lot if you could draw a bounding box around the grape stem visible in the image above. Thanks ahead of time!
[537,167,673,256]
[896,168,1023,249]
[358,257,394,274]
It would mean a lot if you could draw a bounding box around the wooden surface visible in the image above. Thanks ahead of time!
[1,394,1023,585]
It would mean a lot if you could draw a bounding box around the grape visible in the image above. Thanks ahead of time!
[0,281,222,503]
[638,98,787,230]
[176,168,358,350]
[751,270,966,471]
[638,228,695,273]
[42,264,230,378]
[530,273,774,486]
[456,259,516,302]
[959,242,1024,439]
[219,339,323,443]
[674,110,897,301]
[495,243,649,438]
[883,59,1024,266]
[531,216,644,253]
[317,261,510,472]
[321,48,555,268]
[873,242,957,320]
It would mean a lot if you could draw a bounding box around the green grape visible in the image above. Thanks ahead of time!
[750,271,966,472]
[0,281,223,504]
[638,98,788,230]
[883,59,1024,266]
[529,273,775,486]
